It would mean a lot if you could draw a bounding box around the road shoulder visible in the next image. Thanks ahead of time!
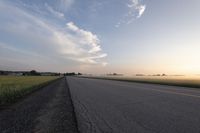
[0,77,79,133]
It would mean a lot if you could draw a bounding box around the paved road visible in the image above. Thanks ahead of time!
[67,77,200,133]
[0,78,79,133]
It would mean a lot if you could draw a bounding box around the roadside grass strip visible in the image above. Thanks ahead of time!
[0,76,59,106]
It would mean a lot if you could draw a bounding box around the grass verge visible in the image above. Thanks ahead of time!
[0,76,60,106]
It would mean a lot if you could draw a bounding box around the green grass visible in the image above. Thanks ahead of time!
[81,76,200,89]
[0,76,59,106]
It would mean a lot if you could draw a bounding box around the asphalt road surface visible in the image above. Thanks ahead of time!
[67,77,200,133]
[0,78,79,133]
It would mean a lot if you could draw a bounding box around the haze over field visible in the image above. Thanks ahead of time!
[0,0,200,75]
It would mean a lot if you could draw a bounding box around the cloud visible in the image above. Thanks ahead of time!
[18,0,73,20]
[128,0,146,18]
[66,22,79,31]
[116,0,146,27]
[45,3,65,19]
[44,0,74,18]
[66,22,102,54]
[58,0,74,12]
[66,22,107,65]
[0,1,107,71]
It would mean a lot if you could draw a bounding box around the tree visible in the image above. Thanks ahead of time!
[30,70,40,76]
[78,72,82,75]
[65,72,76,76]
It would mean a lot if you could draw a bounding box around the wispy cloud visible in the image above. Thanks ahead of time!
[66,22,107,65]
[66,22,103,54]
[44,0,74,17]
[44,3,65,19]
[0,1,107,71]
[59,0,74,11]
[116,0,146,27]
[128,0,146,19]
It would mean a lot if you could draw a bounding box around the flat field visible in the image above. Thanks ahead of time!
[83,75,200,89]
[0,76,59,105]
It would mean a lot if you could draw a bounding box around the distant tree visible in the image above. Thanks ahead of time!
[54,73,61,76]
[78,72,82,75]
[30,70,40,76]
[0,71,4,75]
[65,72,76,76]
[30,70,37,75]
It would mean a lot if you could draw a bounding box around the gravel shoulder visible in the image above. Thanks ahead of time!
[0,77,79,133]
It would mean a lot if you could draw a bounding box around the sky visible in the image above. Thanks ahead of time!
[0,0,200,75]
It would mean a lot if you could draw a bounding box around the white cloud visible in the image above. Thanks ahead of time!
[66,22,107,66]
[66,22,102,53]
[89,45,101,53]
[0,1,107,70]
[137,5,146,18]
[19,0,73,19]
[116,0,146,27]
[128,0,146,18]
[66,22,79,31]
[45,3,65,18]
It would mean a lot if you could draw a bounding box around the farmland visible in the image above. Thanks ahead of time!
[0,76,59,106]
[81,75,200,89]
